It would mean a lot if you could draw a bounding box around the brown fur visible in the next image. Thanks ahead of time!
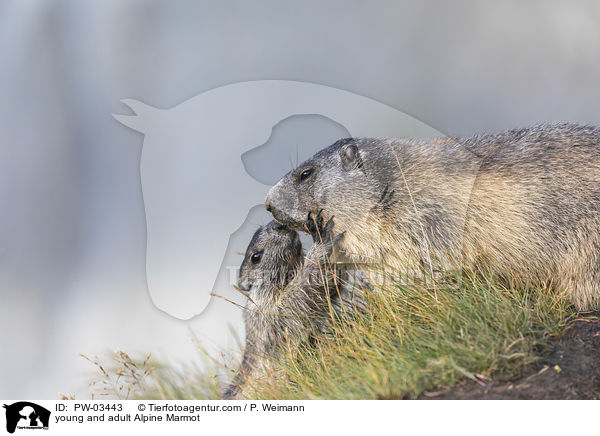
[223,219,364,399]
[265,123,600,310]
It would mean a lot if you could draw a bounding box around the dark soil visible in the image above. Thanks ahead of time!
[420,315,600,400]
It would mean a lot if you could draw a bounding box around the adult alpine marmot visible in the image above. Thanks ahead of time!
[265,123,600,310]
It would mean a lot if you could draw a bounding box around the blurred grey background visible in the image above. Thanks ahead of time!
[1,0,600,399]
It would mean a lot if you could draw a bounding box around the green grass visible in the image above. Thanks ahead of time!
[84,271,575,400]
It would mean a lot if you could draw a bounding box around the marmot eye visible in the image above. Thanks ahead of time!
[300,168,313,182]
[251,252,262,264]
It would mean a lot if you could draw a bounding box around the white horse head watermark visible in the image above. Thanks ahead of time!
[114,80,442,319]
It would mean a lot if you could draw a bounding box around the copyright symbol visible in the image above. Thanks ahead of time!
[138,404,146,411]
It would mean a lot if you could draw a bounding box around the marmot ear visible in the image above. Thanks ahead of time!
[340,144,363,171]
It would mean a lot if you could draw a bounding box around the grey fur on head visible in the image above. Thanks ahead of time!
[223,217,365,400]
[266,123,600,310]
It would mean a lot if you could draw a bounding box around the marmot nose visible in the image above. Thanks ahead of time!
[266,203,284,222]
[265,192,273,212]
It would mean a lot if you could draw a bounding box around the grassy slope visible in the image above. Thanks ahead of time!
[84,272,574,400]
[247,273,573,399]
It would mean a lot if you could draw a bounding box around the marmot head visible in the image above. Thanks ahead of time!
[265,138,370,229]
[238,221,303,297]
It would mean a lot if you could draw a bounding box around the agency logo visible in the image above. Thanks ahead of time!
[3,402,50,433]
